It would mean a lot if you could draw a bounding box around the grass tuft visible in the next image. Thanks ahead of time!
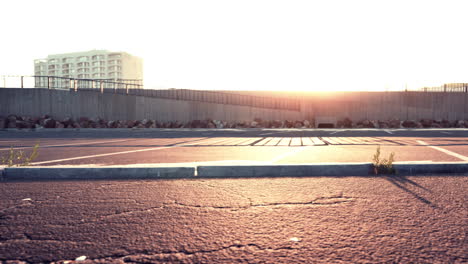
[0,143,40,167]
[372,146,396,174]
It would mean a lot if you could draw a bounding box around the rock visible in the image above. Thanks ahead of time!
[190,120,202,128]
[378,121,389,128]
[79,121,89,128]
[213,120,224,129]
[303,120,311,128]
[388,119,401,128]
[294,121,303,128]
[271,120,282,128]
[420,119,433,128]
[126,120,136,128]
[260,120,271,128]
[456,120,465,128]
[361,120,371,128]
[107,120,117,128]
[7,115,17,126]
[341,118,353,128]
[15,120,30,129]
[55,122,65,129]
[441,119,451,128]
[250,121,258,128]
[62,117,73,127]
[88,121,98,128]
[0,117,6,129]
[143,119,154,128]
[402,120,417,128]
[43,118,56,128]
[117,121,126,128]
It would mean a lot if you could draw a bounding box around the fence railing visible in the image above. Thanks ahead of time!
[0,75,301,111]
[0,75,143,91]
[415,83,468,93]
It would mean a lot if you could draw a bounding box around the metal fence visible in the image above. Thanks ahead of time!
[416,83,468,92]
[0,75,301,111]
[2,75,143,91]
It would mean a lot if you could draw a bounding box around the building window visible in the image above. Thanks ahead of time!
[108,53,121,59]
[77,62,90,67]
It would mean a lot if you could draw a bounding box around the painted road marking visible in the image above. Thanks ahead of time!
[265,137,282,146]
[384,130,394,134]
[0,139,132,151]
[330,130,345,135]
[237,138,262,146]
[270,147,310,163]
[417,140,468,161]
[254,137,273,146]
[440,131,452,135]
[31,146,175,165]
[277,137,291,146]
[30,138,207,165]
[311,137,326,145]
[321,137,340,145]
[301,137,314,146]
[290,137,302,146]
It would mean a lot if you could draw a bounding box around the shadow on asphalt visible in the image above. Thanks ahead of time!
[385,175,437,208]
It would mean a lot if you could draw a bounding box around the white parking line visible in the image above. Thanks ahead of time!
[31,145,175,165]
[417,140,468,161]
[0,139,131,151]
[0,141,20,144]
[270,147,310,163]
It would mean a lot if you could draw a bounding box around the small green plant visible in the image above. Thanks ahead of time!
[372,146,396,174]
[0,143,39,167]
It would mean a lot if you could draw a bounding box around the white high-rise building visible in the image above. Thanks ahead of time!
[34,50,143,88]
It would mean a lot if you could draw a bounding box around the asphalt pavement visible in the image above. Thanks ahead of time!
[0,176,466,263]
[1,129,468,166]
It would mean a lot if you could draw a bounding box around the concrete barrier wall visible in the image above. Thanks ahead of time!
[0,89,303,122]
[303,91,468,121]
[1,88,467,122]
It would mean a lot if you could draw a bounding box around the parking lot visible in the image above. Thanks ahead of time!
[1,129,468,166]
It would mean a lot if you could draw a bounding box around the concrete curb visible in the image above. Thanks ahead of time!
[2,167,194,180]
[393,163,468,175]
[2,163,468,181]
[197,164,373,177]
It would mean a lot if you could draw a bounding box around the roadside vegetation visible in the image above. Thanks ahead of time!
[372,146,396,175]
[0,143,39,167]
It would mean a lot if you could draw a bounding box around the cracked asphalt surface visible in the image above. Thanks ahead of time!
[1,176,467,263]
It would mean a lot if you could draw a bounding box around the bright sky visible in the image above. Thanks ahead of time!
[1,0,467,91]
